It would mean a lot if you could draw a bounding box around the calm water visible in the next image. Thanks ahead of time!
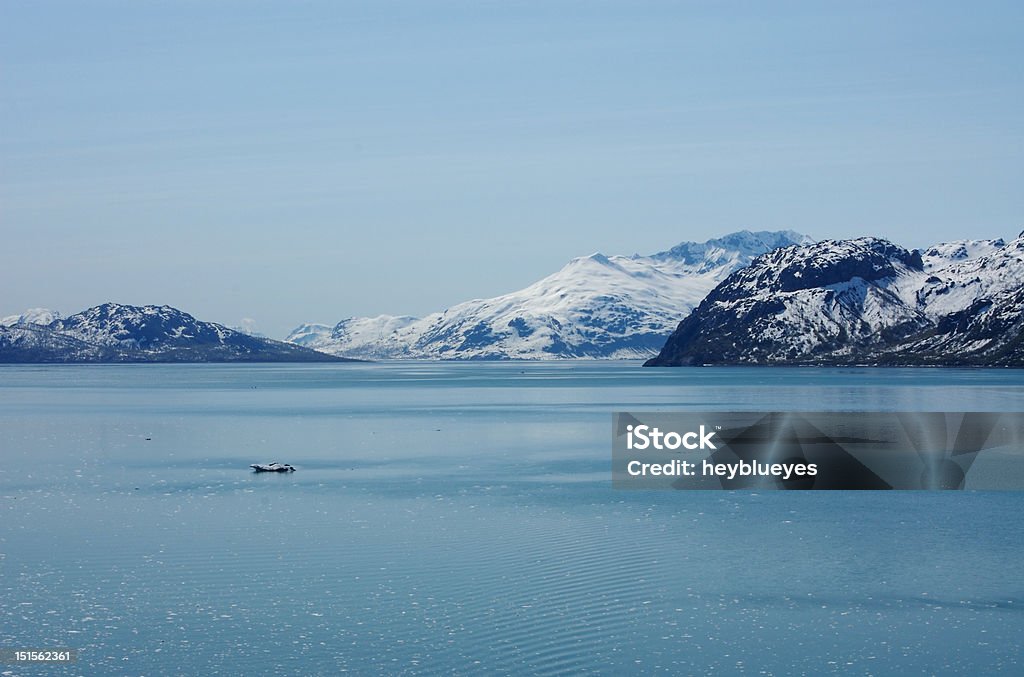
[1,362,1022,676]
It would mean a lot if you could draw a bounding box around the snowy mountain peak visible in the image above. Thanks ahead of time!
[566,252,619,269]
[914,232,1024,317]
[0,308,62,327]
[53,303,224,349]
[653,230,813,264]
[921,238,1006,270]
[286,323,334,347]
[744,237,924,293]
[290,230,811,360]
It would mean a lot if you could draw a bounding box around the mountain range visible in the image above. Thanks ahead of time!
[646,234,1024,367]
[287,230,812,359]
[4,230,1021,366]
[0,304,348,363]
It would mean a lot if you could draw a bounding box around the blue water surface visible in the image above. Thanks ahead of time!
[1,362,1022,675]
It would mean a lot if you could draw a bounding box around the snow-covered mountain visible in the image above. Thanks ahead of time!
[0,307,62,327]
[288,230,812,359]
[0,324,118,363]
[0,303,349,363]
[230,318,266,338]
[646,234,1024,367]
[921,238,1006,271]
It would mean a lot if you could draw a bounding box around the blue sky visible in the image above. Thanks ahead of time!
[2,1,1022,337]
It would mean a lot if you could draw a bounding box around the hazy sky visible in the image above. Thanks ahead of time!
[3,1,1022,337]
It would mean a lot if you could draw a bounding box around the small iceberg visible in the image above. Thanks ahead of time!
[250,462,296,473]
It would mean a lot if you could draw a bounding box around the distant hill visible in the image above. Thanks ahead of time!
[0,303,352,363]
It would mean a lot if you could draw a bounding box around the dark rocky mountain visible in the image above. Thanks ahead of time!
[0,304,350,363]
[646,235,1024,367]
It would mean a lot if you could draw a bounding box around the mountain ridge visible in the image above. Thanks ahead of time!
[288,230,813,360]
[0,303,350,363]
[645,234,1023,367]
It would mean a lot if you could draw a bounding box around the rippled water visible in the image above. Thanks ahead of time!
[1,363,1022,675]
